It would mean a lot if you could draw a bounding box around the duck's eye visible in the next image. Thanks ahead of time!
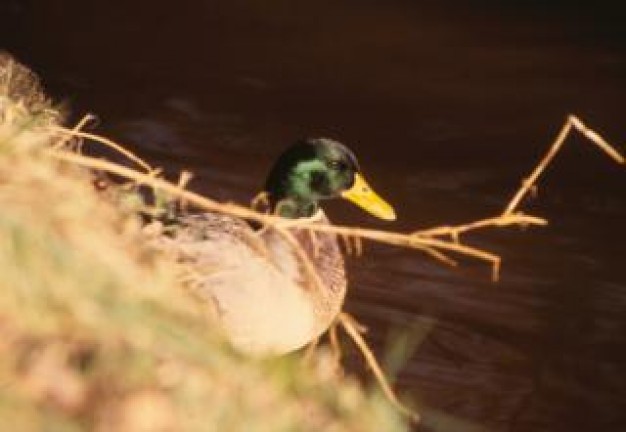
[328,160,346,171]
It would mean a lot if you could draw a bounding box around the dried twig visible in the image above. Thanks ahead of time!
[503,115,624,216]
[46,150,518,278]
[51,114,96,152]
[47,150,329,294]
[338,312,419,423]
[48,124,154,173]
[329,322,342,367]
[177,170,194,213]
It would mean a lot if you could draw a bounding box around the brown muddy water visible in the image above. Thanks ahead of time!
[2,1,625,430]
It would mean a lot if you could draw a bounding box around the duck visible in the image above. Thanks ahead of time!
[156,138,395,355]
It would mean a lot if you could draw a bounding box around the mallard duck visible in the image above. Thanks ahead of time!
[158,138,395,355]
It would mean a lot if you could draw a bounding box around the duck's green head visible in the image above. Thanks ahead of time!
[264,138,396,220]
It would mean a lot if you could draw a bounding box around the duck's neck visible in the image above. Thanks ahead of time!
[271,196,320,219]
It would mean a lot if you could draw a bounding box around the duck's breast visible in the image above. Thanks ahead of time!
[184,231,318,355]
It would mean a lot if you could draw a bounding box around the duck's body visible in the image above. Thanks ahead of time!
[156,138,395,355]
[160,210,346,354]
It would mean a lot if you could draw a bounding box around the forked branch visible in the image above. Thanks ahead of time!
[502,115,624,216]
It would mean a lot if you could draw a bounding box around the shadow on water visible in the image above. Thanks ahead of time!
[2,1,625,430]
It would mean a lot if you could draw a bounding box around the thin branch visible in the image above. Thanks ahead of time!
[51,113,96,151]
[47,125,155,173]
[569,115,625,164]
[503,115,624,216]
[339,312,419,423]
[47,150,518,277]
[415,214,548,238]
[48,149,328,293]
[329,322,342,367]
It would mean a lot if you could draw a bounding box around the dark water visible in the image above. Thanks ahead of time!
[3,1,625,430]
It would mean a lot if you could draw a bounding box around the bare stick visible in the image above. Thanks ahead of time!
[48,150,520,273]
[415,213,548,238]
[503,115,624,216]
[279,223,505,279]
[340,233,354,256]
[301,337,320,365]
[569,115,625,164]
[48,149,328,293]
[177,170,194,213]
[278,228,327,292]
[354,236,363,257]
[51,113,96,151]
[339,312,420,423]
[329,322,342,367]
[47,125,154,173]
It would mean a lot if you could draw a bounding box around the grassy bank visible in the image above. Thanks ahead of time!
[0,54,406,431]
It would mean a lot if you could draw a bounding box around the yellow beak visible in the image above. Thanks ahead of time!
[341,173,396,221]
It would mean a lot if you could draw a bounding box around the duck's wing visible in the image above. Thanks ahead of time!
[260,211,347,339]
[149,213,319,354]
